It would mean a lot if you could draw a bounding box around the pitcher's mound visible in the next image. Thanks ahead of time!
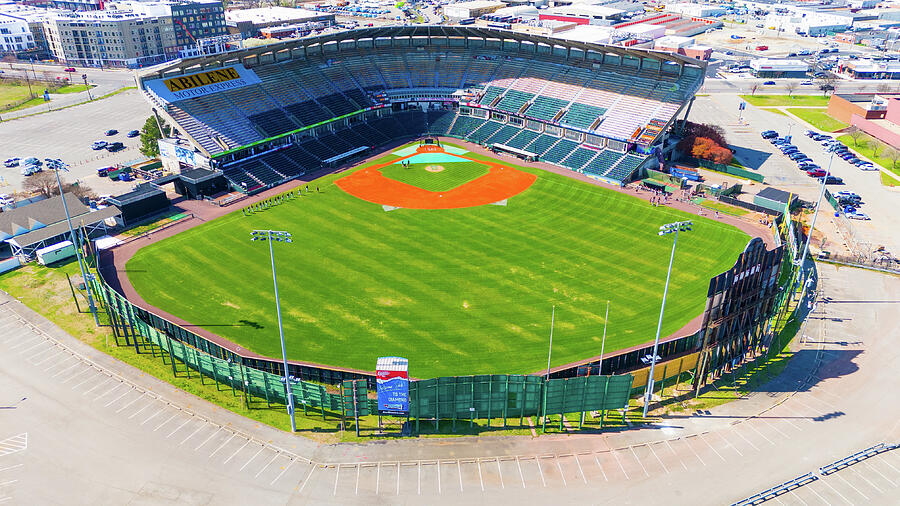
[425,165,445,173]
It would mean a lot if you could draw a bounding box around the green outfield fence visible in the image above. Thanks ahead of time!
[89,271,631,433]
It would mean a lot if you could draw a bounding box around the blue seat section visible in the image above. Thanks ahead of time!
[504,129,540,150]
[448,116,487,138]
[606,154,645,181]
[541,139,579,164]
[485,124,523,145]
[525,134,561,157]
[560,147,598,171]
[584,150,625,177]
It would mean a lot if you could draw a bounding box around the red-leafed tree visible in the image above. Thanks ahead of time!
[678,121,733,166]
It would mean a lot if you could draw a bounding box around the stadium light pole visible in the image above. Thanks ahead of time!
[251,229,296,432]
[643,220,692,418]
[47,159,99,326]
[796,145,837,268]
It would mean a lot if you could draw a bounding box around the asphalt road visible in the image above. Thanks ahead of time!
[1,262,897,504]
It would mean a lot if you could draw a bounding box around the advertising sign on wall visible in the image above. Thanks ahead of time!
[376,356,409,413]
[144,65,262,104]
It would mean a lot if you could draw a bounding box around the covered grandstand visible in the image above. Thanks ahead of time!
[138,25,706,194]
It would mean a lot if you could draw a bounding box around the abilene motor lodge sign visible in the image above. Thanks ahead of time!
[145,65,262,103]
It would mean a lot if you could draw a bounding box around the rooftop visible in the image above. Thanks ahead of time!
[224,6,329,24]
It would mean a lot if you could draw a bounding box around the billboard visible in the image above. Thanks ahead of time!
[376,356,409,413]
[144,65,261,104]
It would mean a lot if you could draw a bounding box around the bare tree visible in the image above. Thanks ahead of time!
[22,171,58,197]
[876,82,892,93]
[848,126,865,147]
[870,139,883,160]
[785,81,799,98]
[886,148,900,171]
[750,82,760,96]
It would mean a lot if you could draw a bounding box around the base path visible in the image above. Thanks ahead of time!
[335,144,537,209]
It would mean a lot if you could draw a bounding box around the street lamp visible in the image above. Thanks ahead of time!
[250,229,296,432]
[45,159,99,325]
[82,74,93,101]
[796,145,837,267]
[643,220,692,417]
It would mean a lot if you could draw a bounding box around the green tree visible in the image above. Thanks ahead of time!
[139,115,170,157]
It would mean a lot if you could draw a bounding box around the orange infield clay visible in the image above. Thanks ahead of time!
[335,145,537,209]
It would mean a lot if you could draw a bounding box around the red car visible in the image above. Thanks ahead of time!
[756,45,768,51]
[64,67,76,72]
[807,169,826,177]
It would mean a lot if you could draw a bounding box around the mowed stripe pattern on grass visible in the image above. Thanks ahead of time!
[127,149,749,377]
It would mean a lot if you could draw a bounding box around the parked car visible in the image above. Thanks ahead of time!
[22,157,41,167]
[819,175,843,184]
[800,164,820,171]
[800,80,814,85]
[789,152,807,160]
[96,166,114,177]
[763,80,776,85]
[807,168,827,177]
[846,211,870,220]
[836,191,860,199]
[105,129,118,136]
[105,141,124,152]
[761,130,778,139]
[64,67,76,72]
[3,157,20,167]
[126,129,140,138]
[92,140,108,150]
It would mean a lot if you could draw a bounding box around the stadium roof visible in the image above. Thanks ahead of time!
[7,205,121,249]
[139,25,707,80]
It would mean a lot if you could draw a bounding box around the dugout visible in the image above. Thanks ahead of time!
[173,168,229,199]
[753,187,798,213]
[107,184,170,226]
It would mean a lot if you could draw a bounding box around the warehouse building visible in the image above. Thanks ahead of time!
[750,58,809,78]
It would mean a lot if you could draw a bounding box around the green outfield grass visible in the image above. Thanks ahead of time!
[127,143,750,378]
[379,161,489,192]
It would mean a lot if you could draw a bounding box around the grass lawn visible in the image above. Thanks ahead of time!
[52,83,93,94]
[761,107,788,116]
[837,134,900,179]
[787,107,848,132]
[881,171,899,187]
[121,211,190,237]
[740,95,829,107]
[698,198,751,216]
[379,161,489,192]
[127,143,749,378]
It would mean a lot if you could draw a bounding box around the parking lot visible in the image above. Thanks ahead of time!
[0,88,152,196]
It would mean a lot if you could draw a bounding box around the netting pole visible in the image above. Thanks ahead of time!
[194,349,204,385]
[504,376,509,428]
[228,362,237,398]
[451,378,457,433]
[210,359,221,391]
[353,381,361,438]
[520,378,526,428]
[659,363,668,399]
[560,379,566,432]
[126,303,139,355]
[181,342,191,379]
[600,376,609,429]
[470,380,475,429]
[239,360,248,409]
[487,376,492,429]
[435,379,440,433]
[320,385,326,421]
[415,381,420,434]
[579,377,588,429]
[262,372,271,407]
[166,336,178,377]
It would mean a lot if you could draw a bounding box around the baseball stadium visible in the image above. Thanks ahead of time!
[91,26,786,421]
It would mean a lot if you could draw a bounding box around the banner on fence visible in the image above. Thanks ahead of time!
[376,356,409,413]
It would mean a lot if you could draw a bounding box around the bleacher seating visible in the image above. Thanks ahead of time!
[561,103,607,130]
[585,150,625,177]
[318,93,361,117]
[526,134,561,157]
[425,110,456,135]
[448,115,486,138]
[495,90,534,114]
[541,139,579,164]
[285,100,332,127]
[560,147,599,171]
[525,96,569,121]
[250,110,300,137]
[485,124,523,145]
[469,120,503,143]
[479,86,505,106]
[606,154,645,181]
[504,129,540,151]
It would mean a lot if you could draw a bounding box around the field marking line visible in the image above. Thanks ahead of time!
[177,421,204,444]
[115,392,146,414]
[594,454,609,481]
[574,454,587,484]
[331,464,341,496]
[153,413,179,432]
[239,446,264,472]
[647,444,669,475]
[0,465,23,473]
[356,464,361,495]
[140,406,167,426]
[629,447,650,478]
[195,428,224,452]
[612,450,629,480]
[270,457,295,487]
[166,415,194,439]
[297,464,316,496]
[376,462,381,495]
[698,434,728,463]
[476,459,484,492]
[102,386,133,407]
[556,456,568,487]
[51,361,81,379]
[81,376,113,396]
[208,433,235,458]
[847,465,883,493]
[663,440,689,471]
[744,419,777,446]
[516,456,526,488]
[44,354,75,372]
[535,457,546,487]
[127,399,156,420]
[833,472,869,501]
[714,431,744,457]
[396,462,400,495]
[223,440,250,465]
[817,475,854,505]
[254,452,280,479]
[497,458,505,489]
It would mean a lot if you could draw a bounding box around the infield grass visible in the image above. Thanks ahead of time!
[127,143,750,378]
[379,161,489,192]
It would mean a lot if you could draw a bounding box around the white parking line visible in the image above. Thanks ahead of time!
[356,464,361,495]
[166,417,194,439]
[555,456,567,487]
[744,419,777,446]
[417,461,421,495]
[647,444,669,475]
[270,457,295,486]
[457,460,463,492]
[8,335,40,351]
[26,343,57,362]
[71,372,104,391]
[516,456,526,488]
[573,455,587,484]
[756,416,792,439]
[664,440,689,471]
[193,427,221,451]
[254,453,280,479]
[62,368,94,387]
[612,450,629,480]
[297,464,316,496]
[535,458,546,487]
[682,437,708,467]
[436,461,441,495]
[698,433,728,463]
[594,454,608,481]
[140,406,167,426]
[223,440,250,465]
[81,376,114,396]
[208,434,235,458]
[714,431,744,457]
[329,465,339,496]
[395,462,400,495]
[376,463,381,495]
[497,458,505,489]
[95,383,128,403]
[51,361,81,379]
[817,475,854,505]
[0,465,23,473]
[238,446,264,472]
[16,339,49,355]
[847,464,883,493]
[629,447,650,478]
[789,488,811,505]
[153,413,179,432]
[43,354,75,372]
[127,399,157,420]
[833,472,869,500]
[31,348,66,366]
[114,392,146,413]
[179,423,207,446]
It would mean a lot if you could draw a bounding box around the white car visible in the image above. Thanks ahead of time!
[800,80,814,85]
[846,212,870,220]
